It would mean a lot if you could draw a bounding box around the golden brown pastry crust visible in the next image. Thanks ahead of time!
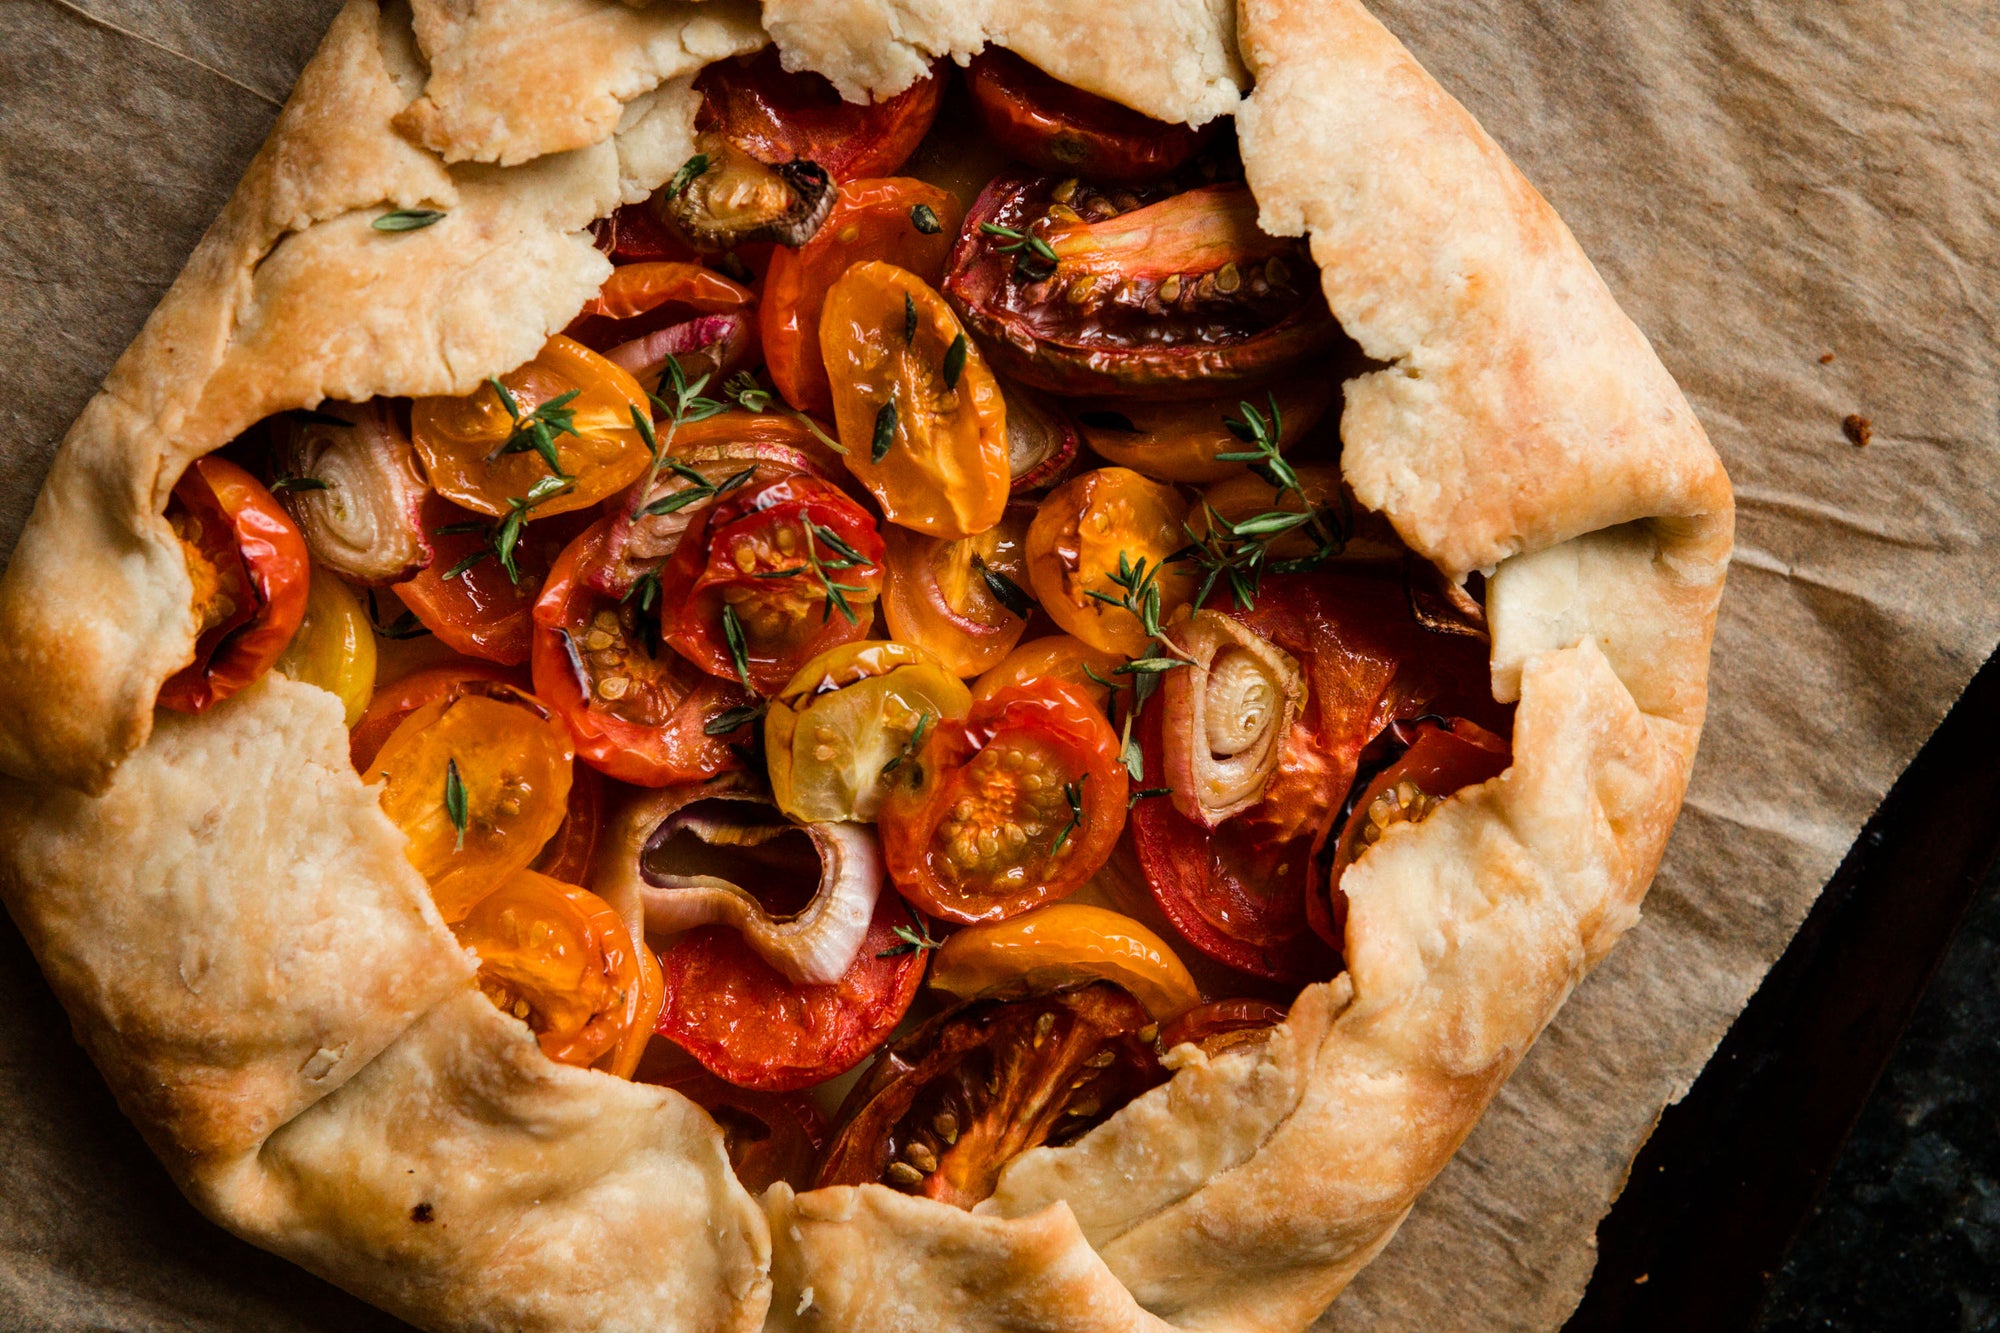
[0,0,1729,1330]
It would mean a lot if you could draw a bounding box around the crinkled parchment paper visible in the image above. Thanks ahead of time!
[1,1,1995,1329]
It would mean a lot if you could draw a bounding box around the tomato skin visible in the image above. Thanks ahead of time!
[531,759,606,888]
[594,203,701,264]
[882,504,1035,678]
[659,474,887,695]
[963,48,1213,184]
[878,680,1128,925]
[927,902,1200,1022]
[564,262,760,389]
[762,178,961,415]
[1157,997,1287,1058]
[643,1064,827,1193]
[159,456,311,714]
[391,492,592,666]
[271,566,377,727]
[697,47,944,182]
[970,634,1124,716]
[349,660,525,773]
[654,890,928,1092]
[532,519,754,786]
[1023,467,1194,658]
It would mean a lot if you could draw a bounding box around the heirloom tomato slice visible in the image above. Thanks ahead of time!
[1023,467,1194,658]
[158,455,310,714]
[882,502,1035,677]
[816,982,1166,1207]
[456,869,660,1075]
[762,178,960,415]
[658,474,886,695]
[963,48,1213,184]
[271,565,376,726]
[927,902,1200,1022]
[696,46,944,182]
[877,680,1127,924]
[532,520,754,786]
[411,335,651,518]
[391,492,591,666]
[653,890,928,1092]
[563,261,759,390]
[372,680,574,923]
[944,173,1338,398]
[821,262,1010,539]
[644,1064,827,1193]
[970,634,1124,716]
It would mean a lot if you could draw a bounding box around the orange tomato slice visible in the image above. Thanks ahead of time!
[882,503,1034,677]
[411,335,651,518]
[927,902,1200,1022]
[970,634,1126,716]
[1024,467,1194,657]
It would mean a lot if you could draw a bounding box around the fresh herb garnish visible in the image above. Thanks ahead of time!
[721,371,848,455]
[979,221,1059,279]
[880,712,934,780]
[704,702,766,736]
[877,914,945,959]
[803,519,873,625]
[484,377,579,479]
[870,399,898,463]
[373,208,445,232]
[720,603,754,690]
[941,333,968,391]
[441,473,575,585]
[626,354,729,522]
[904,292,918,345]
[1128,786,1172,808]
[1085,549,1173,640]
[268,474,330,494]
[1050,774,1087,853]
[909,203,942,235]
[443,758,468,850]
[665,153,710,200]
[639,451,756,518]
[971,555,1033,618]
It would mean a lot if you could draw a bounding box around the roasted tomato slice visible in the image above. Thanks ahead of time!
[457,869,660,1075]
[1024,467,1194,657]
[963,48,1214,183]
[659,474,886,695]
[696,47,945,182]
[271,568,376,727]
[533,520,755,786]
[653,889,928,1092]
[391,492,592,666]
[816,982,1166,1207]
[945,173,1338,398]
[349,660,525,772]
[762,178,961,416]
[970,633,1124,716]
[927,902,1200,1021]
[1157,997,1286,1058]
[530,759,605,887]
[1323,717,1512,939]
[158,456,310,714]
[411,335,652,517]
[882,502,1035,677]
[373,679,575,922]
[878,680,1128,924]
[594,201,700,264]
[644,1064,827,1193]
[563,262,759,391]
[822,262,1011,538]
[1073,378,1336,485]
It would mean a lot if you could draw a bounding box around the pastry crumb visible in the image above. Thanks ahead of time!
[1842,414,1872,447]
[796,1287,815,1314]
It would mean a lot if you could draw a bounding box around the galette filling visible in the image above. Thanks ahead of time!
[162,47,1514,1204]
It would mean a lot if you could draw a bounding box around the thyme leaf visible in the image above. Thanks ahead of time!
[909,203,942,235]
[871,399,898,463]
[269,474,329,494]
[720,603,754,691]
[373,208,445,232]
[941,333,968,391]
[704,702,766,736]
[444,758,468,850]
[1050,774,1087,853]
[879,711,933,780]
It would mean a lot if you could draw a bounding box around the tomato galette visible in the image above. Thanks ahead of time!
[0,2,1731,1331]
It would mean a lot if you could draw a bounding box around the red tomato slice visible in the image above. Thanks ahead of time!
[348,660,526,772]
[653,890,928,1091]
[532,519,755,786]
[563,262,760,390]
[1157,997,1287,1058]
[391,492,591,666]
[158,456,310,714]
[761,178,961,415]
[642,1064,827,1193]
[696,48,945,181]
[658,474,886,695]
[963,48,1214,184]
[878,680,1128,924]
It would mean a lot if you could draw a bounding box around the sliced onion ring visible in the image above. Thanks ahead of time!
[272,401,429,584]
[595,775,882,986]
[1159,610,1307,827]
[603,311,755,394]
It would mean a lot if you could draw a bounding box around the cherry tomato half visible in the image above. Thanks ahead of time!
[653,889,928,1092]
[457,868,660,1074]
[1024,467,1194,657]
[964,48,1214,184]
[373,680,575,922]
[659,474,887,695]
[878,680,1128,924]
[411,335,651,518]
[158,456,310,714]
[1073,378,1335,485]
[349,660,524,772]
[762,178,961,416]
[970,634,1124,716]
[643,1064,827,1193]
[883,503,1035,677]
[696,47,944,182]
[563,261,760,391]
[532,519,754,787]
[391,492,592,666]
[1157,997,1287,1058]
[816,982,1166,1208]
[271,567,376,726]
[928,902,1200,1022]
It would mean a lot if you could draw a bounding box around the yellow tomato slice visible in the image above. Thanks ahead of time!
[373,683,575,922]
[411,334,651,518]
[882,503,1033,677]
[765,640,972,823]
[820,261,1010,539]
[927,902,1200,1021]
[455,869,658,1071]
[1025,467,1194,657]
[273,569,377,727]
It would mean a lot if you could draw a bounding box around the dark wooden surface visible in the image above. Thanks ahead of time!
[1570,646,2000,1330]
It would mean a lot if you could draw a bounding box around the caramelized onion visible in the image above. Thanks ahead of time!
[1159,611,1306,827]
[595,776,882,986]
[997,381,1079,494]
[603,311,756,393]
[272,401,428,584]
[660,134,835,252]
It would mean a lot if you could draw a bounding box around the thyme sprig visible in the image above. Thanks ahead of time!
[803,519,873,625]
[877,914,944,959]
[721,371,847,455]
[440,474,575,584]
[720,604,754,690]
[374,208,445,232]
[640,458,757,519]
[870,400,898,463]
[627,354,728,521]
[1050,774,1087,853]
[704,702,766,736]
[879,712,934,779]
[909,203,943,235]
[443,758,468,850]
[268,473,329,494]
[971,555,1033,619]
[979,221,1059,280]
[485,377,579,479]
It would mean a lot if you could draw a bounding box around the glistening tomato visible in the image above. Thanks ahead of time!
[695,46,944,182]
[877,680,1128,924]
[1157,997,1287,1058]
[970,634,1124,716]
[391,492,591,666]
[882,503,1036,678]
[1073,378,1336,485]
[349,660,524,773]
[563,261,759,390]
[963,48,1213,183]
[533,520,754,786]
[158,456,310,714]
[271,564,376,726]
[653,890,927,1092]
[762,178,960,416]
[1023,467,1194,658]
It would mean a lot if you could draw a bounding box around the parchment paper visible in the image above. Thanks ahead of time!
[1,1,1996,1329]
